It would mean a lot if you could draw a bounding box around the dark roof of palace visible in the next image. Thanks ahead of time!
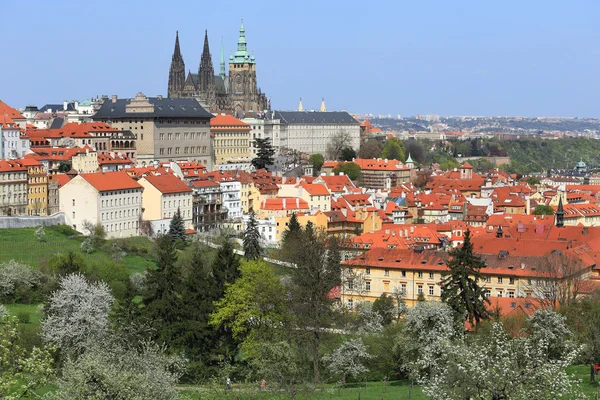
[274,111,359,124]
[94,97,213,119]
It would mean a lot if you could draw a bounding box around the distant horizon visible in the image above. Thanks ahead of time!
[2,1,599,118]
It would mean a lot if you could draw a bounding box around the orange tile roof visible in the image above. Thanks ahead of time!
[49,173,71,188]
[79,171,142,192]
[210,114,250,130]
[261,197,309,211]
[0,115,21,130]
[0,100,24,119]
[352,158,409,171]
[191,179,220,188]
[97,153,133,165]
[0,159,27,172]
[300,182,330,196]
[142,174,192,194]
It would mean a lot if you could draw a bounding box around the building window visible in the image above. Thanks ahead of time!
[401,271,406,277]
[428,285,434,296]
[509,277,515,285]
[72,211,75,218]
[347,280,354,291]
[497,277,503,284]
[484,276,491,283]
[347,299,353,309]
[365,268,370,275]
[429,272,434,279]
[384,269,389,276]
[401,283,407,293]
[484,289,491,298]
[497,290,503,297]
[418,272,423,278]
[417,285,423,295]
[508,291,515,298]
[72,199,75,206]
[365,281,371,291]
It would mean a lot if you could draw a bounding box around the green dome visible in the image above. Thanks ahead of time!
[576,161,586,167]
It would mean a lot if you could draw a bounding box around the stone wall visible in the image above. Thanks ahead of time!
[0,212,65,229]
[457,156,511,166]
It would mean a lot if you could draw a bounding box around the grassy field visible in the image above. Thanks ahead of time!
[177,381,427,399]
[5,303,42,324]
[0,225,157,273]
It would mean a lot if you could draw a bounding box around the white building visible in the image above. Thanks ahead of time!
[272,111,360,155]
[138,174,193,235]
[242,214,277,247]
[219,179,242,220]
[0,116,29,159]
[243,117,281,157]
[59,171,143,238]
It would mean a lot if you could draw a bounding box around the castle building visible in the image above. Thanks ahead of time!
[167,21,270,118]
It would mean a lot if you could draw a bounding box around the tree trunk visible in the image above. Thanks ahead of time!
[312,331,321,384]
[591,362,596,384]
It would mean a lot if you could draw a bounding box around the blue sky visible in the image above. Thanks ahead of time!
[2,0,599,117]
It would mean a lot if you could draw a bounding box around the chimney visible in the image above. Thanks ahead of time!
[410,226,414,233]
[296,197,299,208]
[583,226,589,236]
[520,263,525,270]
[111,95,118,103]
[63,100,68,111]
[157,95,163,100]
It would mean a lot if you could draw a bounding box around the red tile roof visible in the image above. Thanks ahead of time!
[210,114,250,129]
[0,159,27,172]
[352,158,409,171]
[191,179,220,188]
[79,171,142,192]
[300,182,330,196]
[261,197,309,211]
[142,174,192,194]
[0,100,24,119]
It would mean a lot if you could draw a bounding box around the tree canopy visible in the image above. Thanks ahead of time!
[333,162,361,181]
[243,212,262,260]
[252,138,276,170]
[380,137,405,161]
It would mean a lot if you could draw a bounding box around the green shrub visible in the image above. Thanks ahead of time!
[17,311,31,324]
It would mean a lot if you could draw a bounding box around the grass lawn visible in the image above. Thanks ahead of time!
[0,225,157,274]
[177,380,427,399]
[569,365,600,399]
[5,303,42,325]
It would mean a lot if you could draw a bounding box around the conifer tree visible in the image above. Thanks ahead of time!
[243,212,262,260]
[251,138,275,170]
[168,207,186,242]
[440,230,489,326]
[143,235,183,344]
[212,240,240,296]
[282,212,301,243]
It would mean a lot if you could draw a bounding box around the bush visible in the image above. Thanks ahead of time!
[0,260,43,303]
[17,311,31,324]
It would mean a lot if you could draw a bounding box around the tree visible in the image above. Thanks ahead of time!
[403,139,426,164]
[0,260,42,302]
[41,273,114,354]
[0,315,54,399]
[527,250,586,309]
[309,153,324,176]
[351,301,384,334]
[533,204,555,215]
[380,137,405,161]
[57,161,70,173]
[168,207,186,243]
[243,212,262,260]
[418,321,582,400]
[322,339,373,386]
[82,220,106,247]
[358,139,383,159]
[333,162,361,181]
[249,341,301,394]
[212,240,241,295]
[34,226,46,242]
[563,297,600,383]
[142,235,183,346]
[283,213,301,241]
[440,230,489,326]
[526,177,541,186]
[391,285,408,321]
[372,293,395,326]
[49,340,185,400]
[211,260,288,354]
[49,251,86,276]
[326,130,352,160]
[340,147,357,161]
[285,226,342,383]
[252,138,276,170]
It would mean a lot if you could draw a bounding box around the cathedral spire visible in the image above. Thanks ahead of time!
[168,30,185,98]
[232,18,253,63]
[298,98,304,112]
[199,29,215,91]
[219,37,226,80]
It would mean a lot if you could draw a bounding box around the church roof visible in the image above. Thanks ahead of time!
[94,97,213,119]
[274,111,359,125]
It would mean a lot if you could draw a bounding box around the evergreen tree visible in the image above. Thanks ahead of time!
[212,240,241,296]
[251,138,275,170]
[440,230,490,326]
[168,207,186,242]
[282,212,301,242]
[243,212,262,260]
[142,235,183,345]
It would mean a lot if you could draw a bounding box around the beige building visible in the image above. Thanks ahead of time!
[272,111,360,155]
[93,92,213,168]
[210,114,251,166]
[138,174,193,235]
[0,159,28,216]
[278,181,331,213]
[72,149,99,173]
[59,171,143,238]
[243,117,281,157]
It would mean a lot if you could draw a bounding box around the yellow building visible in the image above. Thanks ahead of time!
[274,211,329,242]
[278,182,331,213]
[138,174,193,234]
[21,159,48,216]
[210,114,251,166]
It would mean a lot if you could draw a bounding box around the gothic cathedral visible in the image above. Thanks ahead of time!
[167,21,270,118]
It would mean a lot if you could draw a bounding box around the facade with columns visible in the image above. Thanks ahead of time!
[167,21,270,117]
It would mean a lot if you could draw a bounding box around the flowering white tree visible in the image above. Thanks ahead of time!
[41,274,113,354]
[350,301,384,334]
[322,338,373,385]
[415,309,584,400]
[49,340,185,400]
[0,260,41,300]
[34,226,46,242]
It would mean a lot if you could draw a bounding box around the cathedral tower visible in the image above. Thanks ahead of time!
[168,31,186,97]
[198,30,216,108]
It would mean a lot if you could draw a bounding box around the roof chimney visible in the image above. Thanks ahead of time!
[157,95,163,100]
[111,95,117,103]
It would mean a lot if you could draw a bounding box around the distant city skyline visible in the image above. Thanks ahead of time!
[1,0,599,117]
